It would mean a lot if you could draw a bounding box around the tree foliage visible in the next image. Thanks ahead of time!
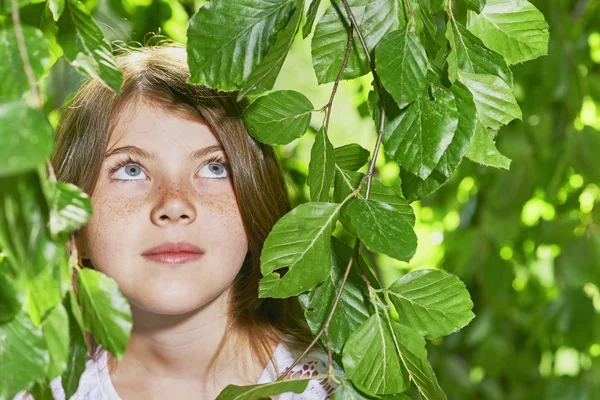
[6,0,597,399]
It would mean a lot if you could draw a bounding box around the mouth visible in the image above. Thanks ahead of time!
[142,252,204,264]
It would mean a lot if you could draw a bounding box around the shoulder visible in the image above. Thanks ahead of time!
[11,348,110,400]
[258,342,346,400]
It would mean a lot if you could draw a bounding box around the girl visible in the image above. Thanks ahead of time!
[16,42,340,399]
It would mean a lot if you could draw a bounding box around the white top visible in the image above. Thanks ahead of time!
[13,343,343,399]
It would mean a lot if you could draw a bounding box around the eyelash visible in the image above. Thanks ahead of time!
[106,155,230,181]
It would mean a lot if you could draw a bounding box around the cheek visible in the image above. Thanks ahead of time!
[199,191,248,251]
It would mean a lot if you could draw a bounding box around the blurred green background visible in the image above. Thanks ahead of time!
[31,0,600,398]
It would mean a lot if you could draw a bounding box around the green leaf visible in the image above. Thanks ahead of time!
[56,0,123,93]
[24,258,63,326]
[400,169,449,202]
[187,0,297,91]
[0,272,21,325]
[342,313,410,395]
[259,200,351,298]
[387,269,475,340]
[0,26,51,101]
[467,0,549,65]
[333,168,416,236]
[42,302,69,379]
[458,70,521,130]
[61,293,88,400]
[334,143,370,171]
[238,0,304,99]
[0,101,53,177]
[465,122,511,169]
[216,379,312,400]
[446,18,513,85]
[312,0,405,84]
[299,237,373,353]
[76,268,132,359]
[311,0,367,84]
[48,182,93,239]
[334,168,415,236]
[49,0,65,20]
[460,0,486,13]
[0,310,49,400]
[373,78,458,180]
[0,172,59,279]
[346,198,417,262]
[376,25,430,109]
[308,127,335,201]
[242,90,313,145]
[302,0,321,38]
[387,319,446,400]
[29,378,54,400]
[435,82,478,177]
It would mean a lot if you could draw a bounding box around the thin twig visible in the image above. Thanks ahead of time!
[338,0,387,199]
[277,240,360,380]
[405,0,416,34]
[322,23,355,134]
[278,0,391,380]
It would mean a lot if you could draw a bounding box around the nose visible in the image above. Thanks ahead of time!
[150,185,197,226]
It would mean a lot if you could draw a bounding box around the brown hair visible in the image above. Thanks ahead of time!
[51,39,313,374]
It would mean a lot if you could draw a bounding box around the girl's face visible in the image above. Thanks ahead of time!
[78,100,249,315]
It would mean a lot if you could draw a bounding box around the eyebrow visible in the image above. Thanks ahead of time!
[104,144,225,160]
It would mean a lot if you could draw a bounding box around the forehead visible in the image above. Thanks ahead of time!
[107,99,220,152]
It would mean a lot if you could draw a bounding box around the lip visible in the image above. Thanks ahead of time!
[142,242,204,264]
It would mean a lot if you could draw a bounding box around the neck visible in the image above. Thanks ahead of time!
[106,287,271,389]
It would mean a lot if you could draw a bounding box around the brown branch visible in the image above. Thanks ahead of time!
[278,0,391,381]
[405,0,416,34]
[277,240,360,380]
[338,0,387,200]
[322,23,355,134]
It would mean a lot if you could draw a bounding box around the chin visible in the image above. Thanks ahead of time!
[127,285,229,316]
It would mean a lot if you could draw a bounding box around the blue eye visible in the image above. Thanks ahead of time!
[199,162,229,179]
[111,163,148,181]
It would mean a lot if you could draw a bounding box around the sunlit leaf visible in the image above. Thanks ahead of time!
[238,0,304,98]
[48,182,93,239]
[76,268,132,359]
[458,70,521,130]
[387,269,475,339]
[346,198,417,262]
[342,313,409,395]
[446,18,513,85]
[57,0,123,92]
[334,143,370,171]
[467,0,549,65]
[242,90,313,145]
[376,25,429,109]
[373,77,458,180]
[465,122,511,169]
[187,0,297,91]
[216,379,312,400]
[259,200,351,298]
